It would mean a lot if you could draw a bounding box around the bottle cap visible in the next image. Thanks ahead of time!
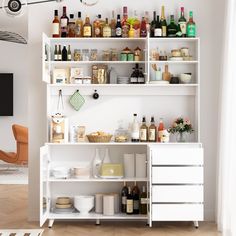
[133,113,137,117]
[78,11,81,18]
[98,14,101,18]
[181,7,184,11]
[54,10,58,16]
[70,14,74,18]
[123,6,128,14]
[142,117,146,122]
[151,116,155,122]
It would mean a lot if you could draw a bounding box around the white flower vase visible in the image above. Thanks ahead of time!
[176,132,187,142]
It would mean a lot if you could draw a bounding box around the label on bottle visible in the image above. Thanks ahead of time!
[138,77,145,83]
[75,24,82,36]
[122,196,127,205]
[83,26,92,37]
[154,28,162,37]
[60,19,68,28]
[122,25,129,37]
[130,77,138,83]
[141,198,147,204]
[140,128,147,141]
[94,27,101,36]
[133,200,139,210]
[68,54,72,60]
[58,54,62,60]
[162,26,167,37]
[116,27,122,36]
[54,54,58,61]
[158,130,164,142]
[187,24,196,37]
[126,200,133,213]
[103,28,111,37]
[132,131,139,140]
[149,128,156,141]
[52,23,60,35]
[179,22,187,34]
[168,29,177,37]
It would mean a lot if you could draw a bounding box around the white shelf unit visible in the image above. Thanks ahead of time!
[41,34,203,228]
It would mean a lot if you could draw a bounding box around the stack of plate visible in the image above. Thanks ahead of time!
[117,76,130,84]
[54,197,74,214]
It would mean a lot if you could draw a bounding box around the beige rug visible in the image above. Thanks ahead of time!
[0,229,44,236]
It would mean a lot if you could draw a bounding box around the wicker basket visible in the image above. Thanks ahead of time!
[87,135,112,143]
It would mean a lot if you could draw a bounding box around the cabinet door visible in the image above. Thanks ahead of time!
[40,145,50,226]
[42,33,51,83]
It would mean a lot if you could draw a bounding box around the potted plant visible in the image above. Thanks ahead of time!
[169,117,194,142]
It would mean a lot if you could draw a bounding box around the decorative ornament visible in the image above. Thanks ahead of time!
[80,0,99,7]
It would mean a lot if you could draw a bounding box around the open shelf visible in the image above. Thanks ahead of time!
[149,61,198,64]
[47,61,146,65]
[149,37,199,42]
[49,177,148,182]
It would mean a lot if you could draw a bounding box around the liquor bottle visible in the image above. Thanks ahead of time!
[131,114,140,142]
[148,117,156,142]
[150,11,156,37]
[167,15,178,37]
[121,6,129,38]
[62,45,67,61]
[93,14,102,37]
[67,45,72,61]
[140,117,148,142]
[160,6,167,37]
[54,45,58,61]
[140,186,147,214]
[68,14,75,37]
[58,45,62,61]
[60,6,69,37]
[138,67,145,84]
[121,182,128,213]
[140,17,147,37]
[83,15,92,37]
[75,12,83,37]
[103,18,112,37]
[162,64,171,82]
[52,10,60,38]
[126,186,133,214]
[187,11,196,37]
[158,118,164,142]
[133,10,140,38]
[110,10,117,37]
[130,64,139,84]
[115,14,122,37]
[132,183,140,214]
[178,7,187,37]
[154,15,162,37]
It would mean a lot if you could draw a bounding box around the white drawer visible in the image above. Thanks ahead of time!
[152,147,203,165]
[152,204,204,221]
[152,185,204,203]
[152,167,203,184]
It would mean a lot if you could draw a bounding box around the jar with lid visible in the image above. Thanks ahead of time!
[111,49,119,61]
[102,50,110,61]
[134,47,142,61]
[90,49,98,61]
[82,49,90,61]
[74,49,82,61]
[114,121,129,142]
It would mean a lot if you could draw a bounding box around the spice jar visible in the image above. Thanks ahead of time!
[102,50,110,61]
[120,47,131,61]
[111,49,119,61]
[127,53,134,61]
[74,49,82,61]
[134,47,142,61]
[82,49,90,61]
[90,49,98,61]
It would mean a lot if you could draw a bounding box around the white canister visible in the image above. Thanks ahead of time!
[95,193,103,214]
[135,153,147,178]
[123,153,135,178]
[103,195,115,216]
[110,193,119,213]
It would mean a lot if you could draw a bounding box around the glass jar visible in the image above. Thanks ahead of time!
[74,49,82,61]
[127,53,134,61]
[102,50,110,61]
[82,49,90,61]
[111,49,119,61]
[90,49,98,61]
[114,122,129,142]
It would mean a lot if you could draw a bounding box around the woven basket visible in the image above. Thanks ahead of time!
[87,135,112,143]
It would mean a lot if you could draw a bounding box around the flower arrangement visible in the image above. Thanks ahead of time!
[169,117,194,134]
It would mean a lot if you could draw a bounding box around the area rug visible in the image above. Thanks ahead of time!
[0,229,44,236]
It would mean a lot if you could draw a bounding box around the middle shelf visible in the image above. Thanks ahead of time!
[48,177,148,182]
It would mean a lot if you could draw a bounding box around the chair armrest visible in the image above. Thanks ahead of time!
[12,124,28,144]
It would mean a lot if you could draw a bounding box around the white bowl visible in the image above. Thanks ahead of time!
[180,73,192,84]
[74,195,94,214]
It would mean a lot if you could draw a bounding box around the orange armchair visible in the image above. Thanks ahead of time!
[0,124,28,165]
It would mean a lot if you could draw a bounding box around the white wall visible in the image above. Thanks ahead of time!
[28,0,224,221]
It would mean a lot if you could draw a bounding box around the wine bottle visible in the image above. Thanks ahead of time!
[67,45,72,61]
[58,45,62,61]
[158,118,165,142]
[121,182,128,213]
[54,45,58,61]
[154,15,162,37]
[122,6,129,38]
[140,186,147,214]
[115,14,122,37]
[62,45,67,61]
[138,67,145,84]
[110,10,117,37]
[187,11,196,37]
[52,10,60,38]
[130,65,139,84]
[83,15,92,37]
[167,15,178,37]
[131,114,140,142]
[103,18,112,37]
[75,12,83,37]
[140,117,148,142]
[93,14,102,37]
[150,11,156,37]
[60,6,69,37]
[68,14,75,37]
[126,186,133,214]
[178,7,187,37]
[160,6,167,37]
[132,183,140,214]
[148,117,156,142]
[140,17,147,37]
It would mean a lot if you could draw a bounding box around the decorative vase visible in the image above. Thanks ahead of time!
[176,132,187,142]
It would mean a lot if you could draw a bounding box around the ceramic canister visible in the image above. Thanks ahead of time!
[103,195,115,216]
[135,153,147,178]
[123,153,135,178]
[95,193,103,214]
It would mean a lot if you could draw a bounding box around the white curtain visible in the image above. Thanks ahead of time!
[217,0,236,235]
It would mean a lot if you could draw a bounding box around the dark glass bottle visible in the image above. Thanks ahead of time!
[126,186,133,215]
[177,7,187,37]
[167,15,178,37]
[60,6,69,37]
[132,183,140,214]
[116,14,122,37]
[130,64,139,84]
[160,6,167,37]
[121,182,128,213]
[62,45,67,61]
[150,11,156,37]
[154,15,162,37]
[140,186,147,214]
[58,45,62,61]
[140,17,147,37]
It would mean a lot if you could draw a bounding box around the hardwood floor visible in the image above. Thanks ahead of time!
[0,185,221,236]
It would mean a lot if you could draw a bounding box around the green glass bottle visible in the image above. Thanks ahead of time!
[160,6,167,37]
[187,11,196,37]
[177,7,187,37]
[167,15,178,37]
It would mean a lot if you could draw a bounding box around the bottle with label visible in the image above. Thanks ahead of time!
[60,6,69,37]
[133,10,140,38]
[83,15,92,37]
[138,67,145,84]
[122,6,129,38]
[75,12,83,37]
[140,186,147,214]
[58,45,62,61]
[148,117,156,142]
[110,10,117,37]
[68,14,75,37]
[126,186,133,214]
[150,11,157,37]
[103,18,112,37]
[158,118,164,142]
[178,7,187,37]
[140,17,147,37]
[115,14,122,37]
[121,182,128,213]
[132,183,140,214]
[160,6,167,37]
[67,45,72,61]
[187,11,196,37]
[92,148,102,178]
[130,65,139,84]
[140,117,148,142]
[93,14,102,37]
[167,15,178,37]
[131,114,140,142]
[62,45,67,61]
[154,15,162,37]
[52,10,60,38]
[162,64,171,82]
[54,45,58,61]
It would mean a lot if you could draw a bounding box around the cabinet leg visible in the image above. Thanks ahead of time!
[95,219,100,225]
[48,219,54,228]
[194,221,199,228]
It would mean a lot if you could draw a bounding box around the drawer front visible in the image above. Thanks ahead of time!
[152,147,203,165]
[152,167,203,184]
[152,204,204,221]
[152,185,204,203]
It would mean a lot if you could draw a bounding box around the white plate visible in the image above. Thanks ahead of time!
[100,176,124,179]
